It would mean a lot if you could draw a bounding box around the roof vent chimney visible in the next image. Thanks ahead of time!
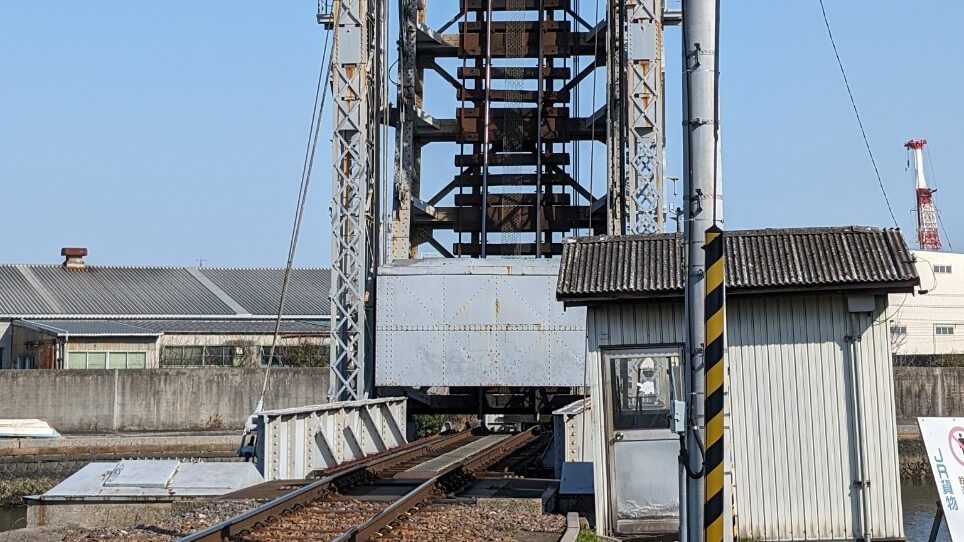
[61,247,88,269]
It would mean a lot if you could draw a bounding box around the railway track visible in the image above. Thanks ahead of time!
[179,427,544,542]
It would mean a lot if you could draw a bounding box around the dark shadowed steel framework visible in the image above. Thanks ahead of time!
[326,0,669,399]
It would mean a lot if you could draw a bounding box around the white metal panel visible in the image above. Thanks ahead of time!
[552,398,594,477]
[376,259,586,386]
[587,295,903,540]
[727,295,903,541]
[257,398,407,481]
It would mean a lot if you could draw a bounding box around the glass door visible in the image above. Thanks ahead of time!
[603,347,683,535]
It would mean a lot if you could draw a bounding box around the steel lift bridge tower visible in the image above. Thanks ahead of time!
[322,0,677,402]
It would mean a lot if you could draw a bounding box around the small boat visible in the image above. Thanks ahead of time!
[0,419,60,438]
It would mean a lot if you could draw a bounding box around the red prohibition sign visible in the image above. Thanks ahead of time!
[948,426,964,467]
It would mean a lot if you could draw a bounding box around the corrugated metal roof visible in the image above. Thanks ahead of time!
[0,267,54,313]
[0,265,331,317]
[118,319,329,334]
[28,266,231,315]
[200,268,330,316]
[557,227,919,303]
[17,319,161,337]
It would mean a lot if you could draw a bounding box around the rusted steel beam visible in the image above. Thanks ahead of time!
[453,243,565,257]
[453,193,571,206]
[458,66,571,80]
[414,205,592,233]
[462,0,570,10]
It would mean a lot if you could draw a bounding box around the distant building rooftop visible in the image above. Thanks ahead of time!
[557,226,920,305]
[14,318,328,337]
[0,261,330,318]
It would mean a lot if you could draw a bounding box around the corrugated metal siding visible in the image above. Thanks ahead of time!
[200,268,330,316]
[586,295,903,540]
[727,295,902,540]
[558,227,918,300]
[857,300,904,538]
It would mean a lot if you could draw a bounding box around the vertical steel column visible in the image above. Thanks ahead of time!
[330,0,383,401]
[605,0,626,235]
[626,0,663,234]
[392,0,421,260]
[480,0,495,257]
[606,0,664,235]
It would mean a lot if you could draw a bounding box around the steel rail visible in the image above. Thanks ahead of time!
[335,427,542,542]
[177,430,476,542]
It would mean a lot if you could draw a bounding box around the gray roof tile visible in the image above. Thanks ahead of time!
[557,226,919,303]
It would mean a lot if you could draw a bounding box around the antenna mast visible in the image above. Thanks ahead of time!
[905,139,942,251]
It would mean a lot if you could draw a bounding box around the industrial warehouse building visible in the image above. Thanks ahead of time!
[889,249,964,363]
[0,249,330,370]
[557,226,918,540]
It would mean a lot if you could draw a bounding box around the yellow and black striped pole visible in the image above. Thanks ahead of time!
[703,225,725,542]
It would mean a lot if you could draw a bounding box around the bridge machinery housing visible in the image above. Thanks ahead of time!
[324,0,673,404]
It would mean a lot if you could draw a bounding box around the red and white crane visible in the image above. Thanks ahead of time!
[905,139,942,251]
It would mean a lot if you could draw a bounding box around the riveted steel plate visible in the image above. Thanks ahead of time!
[375,259,586,387]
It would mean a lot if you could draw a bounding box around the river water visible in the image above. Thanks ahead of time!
[0,484,953,537]
[0,506,27,532]
[904,482,949,541]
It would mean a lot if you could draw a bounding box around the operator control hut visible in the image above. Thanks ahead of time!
[0,248,330,369]
[557,226,918,541]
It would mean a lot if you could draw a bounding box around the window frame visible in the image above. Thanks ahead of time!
[935,264,953,274]
[66,350,148,369]
[160,345,244,368]
[935,325,956,336]
[601,346,684,432]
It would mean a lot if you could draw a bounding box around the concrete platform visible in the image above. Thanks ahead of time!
[26,460,263,528]
[0,431,240,479]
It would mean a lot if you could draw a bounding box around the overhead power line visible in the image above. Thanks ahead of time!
[817,0,900,229]
[259,29,335,406]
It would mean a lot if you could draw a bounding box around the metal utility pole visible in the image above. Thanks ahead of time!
[681,0,722,540]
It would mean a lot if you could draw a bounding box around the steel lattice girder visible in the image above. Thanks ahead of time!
[607,0,664,235]
[329,0,382,401]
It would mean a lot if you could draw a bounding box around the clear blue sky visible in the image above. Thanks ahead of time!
[0,1,959,267]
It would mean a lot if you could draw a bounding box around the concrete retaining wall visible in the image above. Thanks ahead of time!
[3,366,951,433]
[894,367,964,424]
[0,368,329,433]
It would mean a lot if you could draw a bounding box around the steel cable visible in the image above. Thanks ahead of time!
[259,28,335,406]
[817,0,900,229]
